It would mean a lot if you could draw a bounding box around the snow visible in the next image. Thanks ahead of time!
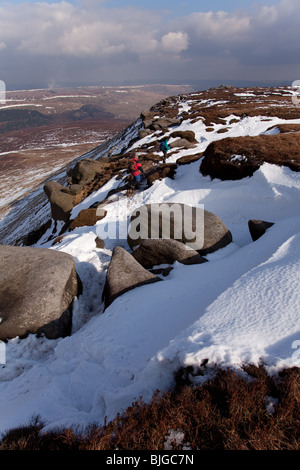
[0,93,300,437]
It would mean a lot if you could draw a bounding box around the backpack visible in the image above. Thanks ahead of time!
[160,141,166,152]
[129,159,139,172]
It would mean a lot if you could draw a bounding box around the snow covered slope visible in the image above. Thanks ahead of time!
[0,86,299,436]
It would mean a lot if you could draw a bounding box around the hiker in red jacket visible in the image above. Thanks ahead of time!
[128,153,145,189]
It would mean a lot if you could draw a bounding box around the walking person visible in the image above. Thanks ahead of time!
[160,138,170,163]
[128,153,145,189]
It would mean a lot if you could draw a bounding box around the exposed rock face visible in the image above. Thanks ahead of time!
[103,246,161,308]
[44,181,75,222]
[169,130,198,150]
[0,245,79,340]
[67,158,107,186]
[248,219,274,241]
[95,236,105,249]
[131,239,207,269]
[140,108,181,131]
[127,203,232,255]
[200,132,300,180]
[147,164,177,186]
[170,138,197,150]
[177,154,203,165]
[170,130,197,143]
[69,207,107,230]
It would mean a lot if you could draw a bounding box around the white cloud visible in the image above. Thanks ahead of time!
[161,32,189,54]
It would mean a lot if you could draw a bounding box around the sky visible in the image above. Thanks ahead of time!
[0,0,299,90]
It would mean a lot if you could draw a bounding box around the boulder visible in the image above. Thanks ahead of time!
[177,154,203,165]
[132,238,207,269]
[44,181,75,222]
[127,203,232,255]
[248,219,274,241]
[140,110,155,121]
[200,133,300,180]
[139,129,152,139]
[103,246,161,308]
[170,130,197,143]
[153,118,181,129]
[67,158,106,185]
[95,236,105,249]
[69,207,107,231]
[170,138,197,149]
[0,245,79,340]
[69,184,83,195]
[147,164,177,186]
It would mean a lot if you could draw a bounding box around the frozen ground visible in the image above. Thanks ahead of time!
[0,89,299,437]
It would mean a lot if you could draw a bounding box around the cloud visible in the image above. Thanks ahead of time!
[0,0,299,88]
[176,0,300,67]
[161,32,189,54]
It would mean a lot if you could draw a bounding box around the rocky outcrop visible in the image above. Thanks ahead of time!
[200,132,300,180]
[169,130,198,150]
[176,154,203,165]
[44,181,75,222]
[44,155,135,226]
[67,158,107,186]
[147,164,177,186]
[103,246,161,308]
[248,219,274,241]
[170,130,197,144]
[69,207,107,231]
[0,245,79,340]
[127,203,232,255]
[140,108,181,131]
[95,236,105,249]
[131,239,207,269]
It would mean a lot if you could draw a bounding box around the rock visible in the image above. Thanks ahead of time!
[139,129,152,139]
[248,219,274,241]
[132,239,207,269]
[69,207,107,230]
[69,184,83,195]
[127,203,232,255]
[177,154,203,165]
[67,158,106,186]
[95,236,105,249]
[140,110,155,121]
[170,138,197,149]
[200,133,300,180]
[103,246,161,308]
[147,164,177,186]
[170,130,197,143]
[153,118,181,129]
[0,245,79,340]
[44,181,75,222]
[150,266,174,277]
[16,219,52,247]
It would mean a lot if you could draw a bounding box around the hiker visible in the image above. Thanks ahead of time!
[128,153,145,189]
[160,138,170,163]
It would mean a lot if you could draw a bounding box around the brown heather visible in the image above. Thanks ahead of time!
[0,365,299,451]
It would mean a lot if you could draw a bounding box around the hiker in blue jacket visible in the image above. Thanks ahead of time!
[160,138,170,163]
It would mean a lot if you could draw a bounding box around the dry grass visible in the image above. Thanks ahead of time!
[0,365,299,451]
